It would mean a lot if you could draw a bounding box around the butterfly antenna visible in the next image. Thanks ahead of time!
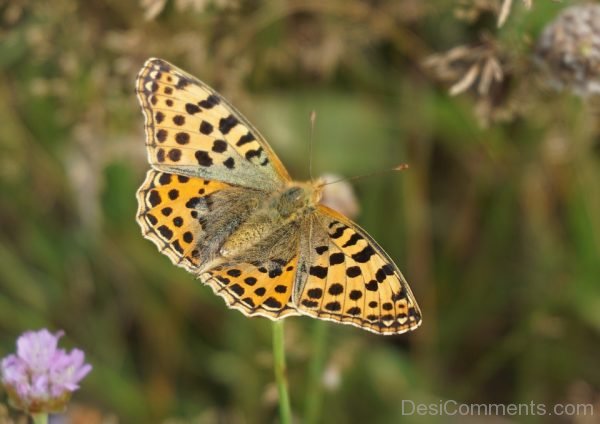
[318,164,410,187]
[309,110,316,182]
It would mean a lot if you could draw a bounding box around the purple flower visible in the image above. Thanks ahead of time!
[1,329,92,413]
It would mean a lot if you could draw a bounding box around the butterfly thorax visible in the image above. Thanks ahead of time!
[218,181,321,260]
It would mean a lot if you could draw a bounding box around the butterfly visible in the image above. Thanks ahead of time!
[135,58,422,335]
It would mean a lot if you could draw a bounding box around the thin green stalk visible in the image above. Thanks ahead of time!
[304,321,328,424]
[272,320,292,424]
[32,414,48,424]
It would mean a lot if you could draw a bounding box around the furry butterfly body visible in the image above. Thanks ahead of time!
[136,58,422,334]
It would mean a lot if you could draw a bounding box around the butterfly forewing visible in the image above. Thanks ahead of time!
[295,206,422,335]
[136,58,290,190]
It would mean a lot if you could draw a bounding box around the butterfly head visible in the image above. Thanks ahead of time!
[276,182,322,218]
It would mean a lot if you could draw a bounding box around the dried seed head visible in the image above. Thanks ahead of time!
[424,37,505,97]
[535,4,600,97]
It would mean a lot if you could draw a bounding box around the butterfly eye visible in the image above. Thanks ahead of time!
[283,187,302,202]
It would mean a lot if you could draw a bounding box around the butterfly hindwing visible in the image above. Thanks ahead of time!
[136,58,291,190]
[295,206,422,335]
[136,169,234,272]
[200,259,301,319]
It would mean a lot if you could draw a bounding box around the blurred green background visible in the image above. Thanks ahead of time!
[1,0,599,423]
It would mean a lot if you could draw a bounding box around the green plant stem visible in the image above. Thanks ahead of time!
[304,321,328,424]
[272,320,292,424]
[32,414,48,424]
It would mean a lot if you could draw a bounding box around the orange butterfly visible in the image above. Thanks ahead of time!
[136,58,421,335]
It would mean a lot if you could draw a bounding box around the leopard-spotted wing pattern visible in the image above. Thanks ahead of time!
[136,58,290,190]
[295,206,422,335]
[136,169,231,272]
[199,258,301,319]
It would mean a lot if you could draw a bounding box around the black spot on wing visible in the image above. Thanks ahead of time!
[156,129,167,142]
[229,284,245,296]
[185,103,200,114]
[158,173,171,185]
[212,139,227,153]
[223,157,235,169]
[175,132,190,145]
[330,225,348,239]
[325,301,341,312]
[268,267,283,278]
[349,290,362,300]
[245,147,263,161]
[351,245,376,263]
[309,266,328,279]
[146,213,158,225]
[199,121,213,135]
[219,115,238,135]
[366,280,378,291]
[198,94,220,109]
[329,253,345,265]
[176,78,191,89]
[302,299,318,308]
[375,267,387,283]
[342,232,363,247]
[173,115,185,126]
[227,269,242,277]
[185,197,201,209]
[409,308,421,321]
[346,266,361,278]
[236,131,256,146]
[315,246,328,255]
[307,288,323,299]
[148,190,161,207]
[157,225,173,240]
[195,151,213,166]
[242,297,255,307]
[168,149,181,162]
[264,297,282,309]
[328,283,344,295]
[172,239,183,254]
